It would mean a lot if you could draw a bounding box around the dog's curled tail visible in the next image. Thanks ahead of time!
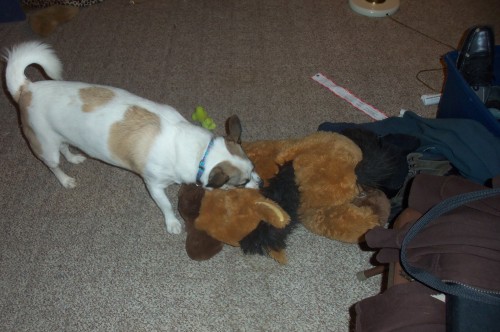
[3,41,63,102]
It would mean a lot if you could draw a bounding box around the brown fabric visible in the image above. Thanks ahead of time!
[366,174,500,291]
[408,174,500,217]
[355,282,445,332]
[367,208,422,264]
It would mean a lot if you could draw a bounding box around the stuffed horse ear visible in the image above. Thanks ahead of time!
[177,184,223,261]
[238,161,301,264]
[253,199,290,229]
[237,197,292,264]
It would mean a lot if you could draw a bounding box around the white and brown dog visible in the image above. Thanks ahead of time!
[4,41,261,234]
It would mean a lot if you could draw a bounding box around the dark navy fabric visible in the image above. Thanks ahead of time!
[318,111,500,184]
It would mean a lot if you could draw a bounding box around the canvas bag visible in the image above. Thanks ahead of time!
[356,174,500,331]
[400,182,500,331]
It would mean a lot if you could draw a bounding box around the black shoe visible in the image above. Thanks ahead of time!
[456,25,495,103]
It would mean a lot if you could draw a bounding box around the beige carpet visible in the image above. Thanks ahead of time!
[1,1,499,331]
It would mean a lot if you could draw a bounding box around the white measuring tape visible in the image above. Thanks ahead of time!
[312,73,388,121]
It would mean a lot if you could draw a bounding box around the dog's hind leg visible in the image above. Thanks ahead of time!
[40,140,77,189]
[145,181,182,234]
[60,143,86,164]
[22,124,77,189]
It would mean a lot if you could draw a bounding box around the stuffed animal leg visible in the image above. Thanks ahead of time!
[178,184,224,261]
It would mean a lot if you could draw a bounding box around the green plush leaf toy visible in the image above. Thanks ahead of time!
[192,106,216,130]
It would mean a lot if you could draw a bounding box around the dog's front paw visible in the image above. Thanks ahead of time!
[166,219,182,234]
[62,177,77,189]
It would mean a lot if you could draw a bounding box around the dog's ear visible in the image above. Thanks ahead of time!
[225,115,242,144]
[207,166,230,188]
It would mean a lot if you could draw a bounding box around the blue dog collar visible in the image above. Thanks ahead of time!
[196,137,215,184]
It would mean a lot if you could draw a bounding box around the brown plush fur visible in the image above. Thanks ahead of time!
[352,186,391,226]
[241,139,291,186]
[243,131,388,243]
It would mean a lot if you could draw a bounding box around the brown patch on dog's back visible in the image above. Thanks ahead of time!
[109,105,161,174]
[79,86,115,113]
[18,87,44,158]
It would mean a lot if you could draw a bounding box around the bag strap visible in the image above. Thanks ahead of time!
[400,187,500,305]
